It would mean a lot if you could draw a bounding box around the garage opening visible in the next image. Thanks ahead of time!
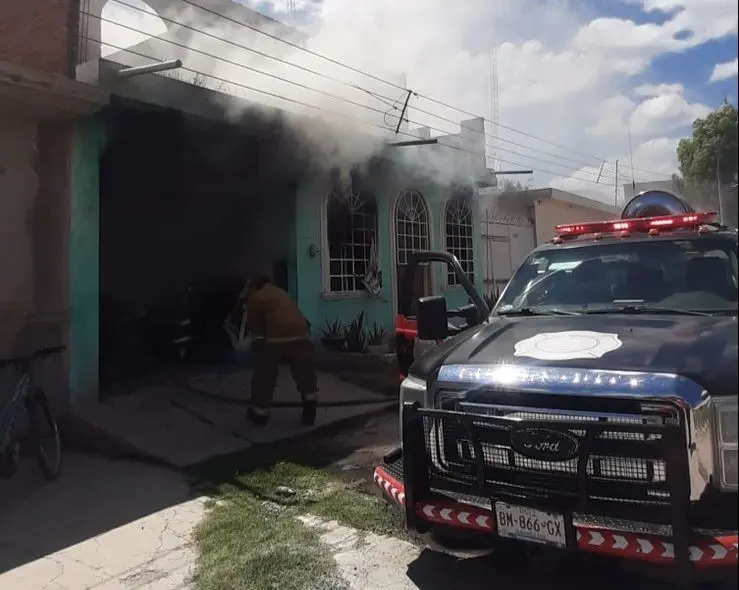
[98,100,301,390]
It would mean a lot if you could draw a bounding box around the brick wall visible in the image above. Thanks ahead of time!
[0,0,79,76]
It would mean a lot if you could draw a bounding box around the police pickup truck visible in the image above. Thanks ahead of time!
[374,190,737,586]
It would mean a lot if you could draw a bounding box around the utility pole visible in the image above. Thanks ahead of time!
[614,160,619,207]
[628,128,637,196]
[488,45,499,171]
[596,160,606,184]
[716,152,724,223]
[395,89,413,134]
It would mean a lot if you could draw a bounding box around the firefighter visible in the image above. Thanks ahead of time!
[244,276,318,426]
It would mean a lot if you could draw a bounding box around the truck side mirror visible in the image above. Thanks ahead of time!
[417,295,448,341]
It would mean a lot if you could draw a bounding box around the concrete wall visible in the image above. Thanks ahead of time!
[0,2,108,409]
[0,0,79,76]
[533,197,614,245]
[0,108,74,409]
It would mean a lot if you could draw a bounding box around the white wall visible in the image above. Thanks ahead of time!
[480,214,535,292]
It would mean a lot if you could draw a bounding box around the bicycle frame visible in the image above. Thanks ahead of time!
[0,370,32,451]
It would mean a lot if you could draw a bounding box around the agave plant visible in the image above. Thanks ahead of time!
[483,288,501,310]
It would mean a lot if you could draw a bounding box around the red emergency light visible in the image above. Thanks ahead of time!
[555,211,717,238]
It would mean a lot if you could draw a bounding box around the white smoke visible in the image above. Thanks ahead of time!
[96,0,734,201]
[97,0,491,185]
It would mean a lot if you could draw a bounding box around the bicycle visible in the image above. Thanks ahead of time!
[0,345,65,480]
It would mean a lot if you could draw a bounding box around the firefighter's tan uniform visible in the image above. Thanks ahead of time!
[246,282,317,421]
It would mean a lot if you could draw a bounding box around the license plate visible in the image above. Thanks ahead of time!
[494,502,567,548]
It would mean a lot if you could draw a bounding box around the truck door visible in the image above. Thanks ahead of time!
[396,251,489,378]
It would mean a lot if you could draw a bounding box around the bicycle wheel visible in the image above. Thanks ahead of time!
[25,389,62,480]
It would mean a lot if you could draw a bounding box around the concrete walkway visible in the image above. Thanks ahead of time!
[301,516,672,590]
[0,454,205,589]
[74,367,395,467]
[0,367,395,588]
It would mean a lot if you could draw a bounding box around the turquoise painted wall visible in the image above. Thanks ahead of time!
[295,175,394,340]
[294,162,484,340]
[69,115,105,404]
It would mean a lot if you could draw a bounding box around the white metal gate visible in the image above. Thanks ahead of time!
[480,209,535,295]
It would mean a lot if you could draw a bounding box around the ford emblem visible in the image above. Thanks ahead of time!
[510,427,580,462]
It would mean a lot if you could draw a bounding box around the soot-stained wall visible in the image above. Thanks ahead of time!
[100,103,297,309]
[98,103,299,377]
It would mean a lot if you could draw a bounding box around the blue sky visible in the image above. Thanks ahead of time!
[592,0,736,105]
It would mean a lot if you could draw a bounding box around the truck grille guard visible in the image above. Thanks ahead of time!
[374,401,738,576]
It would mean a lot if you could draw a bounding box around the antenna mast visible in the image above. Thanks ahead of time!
[488,45,499,171]
[286,0,297,24]
[627,127,637,195]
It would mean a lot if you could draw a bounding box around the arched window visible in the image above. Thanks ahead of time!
[444,194,474,285]
[326,181,378,293]
[395,190,431,305]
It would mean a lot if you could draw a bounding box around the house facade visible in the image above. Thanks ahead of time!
[66,87,485,403]
[478,187,620,294]
[294,159,484,343]
[0,0,107,409]
[1,0,489,406]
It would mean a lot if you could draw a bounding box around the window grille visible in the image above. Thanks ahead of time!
[445,196,475,285]
[326,190,378,293]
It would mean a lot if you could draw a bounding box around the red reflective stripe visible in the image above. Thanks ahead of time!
[395,314,417,338]
[373,466,406,506]
[575,529,739,567]
[373,466,739,567]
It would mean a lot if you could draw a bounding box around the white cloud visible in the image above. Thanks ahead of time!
[586,84,711,140]
[634,83,685,97]
[629,86,712,136]
[586,95,636,136]
[709,58,739,82]
[94,0,737,206]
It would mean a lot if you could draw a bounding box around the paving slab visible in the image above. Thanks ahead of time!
[74,368,394,468]
[73,384,253,468]
[0,454,205,590]
[183,367,390,404]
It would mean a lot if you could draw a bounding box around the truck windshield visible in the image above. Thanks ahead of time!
[493,238,739,316]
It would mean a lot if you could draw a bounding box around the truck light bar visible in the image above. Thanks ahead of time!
[555,212,717,238]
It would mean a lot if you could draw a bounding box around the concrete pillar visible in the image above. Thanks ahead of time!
[69,114,105,405]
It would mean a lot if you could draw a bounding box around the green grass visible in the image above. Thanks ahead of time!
[192,462,408,590]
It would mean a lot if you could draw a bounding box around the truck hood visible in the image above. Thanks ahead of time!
[418,314,738,395]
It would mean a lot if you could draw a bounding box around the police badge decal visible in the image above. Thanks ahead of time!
[513,331,622,361]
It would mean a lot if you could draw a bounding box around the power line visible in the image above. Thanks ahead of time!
[84,34,619,187]
[100,0,629,179]
[93,2,641,183]
[89,13,626,184]
[168,0,674,179]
